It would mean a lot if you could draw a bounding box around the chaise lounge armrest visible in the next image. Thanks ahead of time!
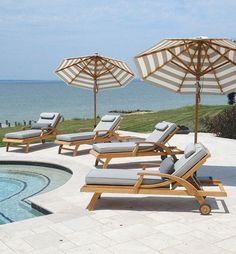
[133,141,157,153]
[94,129,112,137]
[137,171,199,195]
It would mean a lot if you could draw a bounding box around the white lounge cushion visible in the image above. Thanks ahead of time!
[94,114,121,132]
[93,142,154,153]
[184,143,196,158]
[101,115,116,122]
[31,123,51,129]
[56,131,107,142]
[40,113,55,119]
[37,112,61,128]
[86,168,163,186]
[155,122,168,131]
[5,130,42,139]
[173,143,208,177]
[159,157,175,174]
[146,121,177,143]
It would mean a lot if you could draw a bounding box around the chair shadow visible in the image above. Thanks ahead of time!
[59,148,91,157]
[6,142,58,153]
[197,165,236,187]
[92,196,229,214]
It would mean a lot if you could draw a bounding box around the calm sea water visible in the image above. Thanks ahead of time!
[0,80,227,124]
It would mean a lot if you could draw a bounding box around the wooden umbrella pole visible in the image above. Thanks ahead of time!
[194,91,199,144]
[93,86,97,128]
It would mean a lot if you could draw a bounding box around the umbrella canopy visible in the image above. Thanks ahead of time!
[134,37,236,142]
[55,53,134,126]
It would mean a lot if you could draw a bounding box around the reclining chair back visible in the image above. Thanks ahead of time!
[36,112,61,129]
[145,121,177,143]
[94,114,121,132]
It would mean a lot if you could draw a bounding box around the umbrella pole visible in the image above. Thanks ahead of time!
[194,93,199,144]
[93,87,97,128]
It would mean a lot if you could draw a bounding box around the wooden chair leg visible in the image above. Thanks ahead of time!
[87,192,102,211]
[42,139,46,144]
[6,142,10,152]
[95,159,99,167]
[73,145,80,156]
[58,145,63,154]
[103,158,111,169]
[25,143,30,153]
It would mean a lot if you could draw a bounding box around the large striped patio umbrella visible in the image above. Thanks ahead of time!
[55,53,134,126]
[135,37,236,143]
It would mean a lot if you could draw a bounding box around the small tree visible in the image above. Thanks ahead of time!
[227,92,236,105]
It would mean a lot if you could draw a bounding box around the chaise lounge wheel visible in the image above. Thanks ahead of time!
[199,203,211,215]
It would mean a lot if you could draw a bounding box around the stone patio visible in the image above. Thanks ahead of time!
[0,131,236,254]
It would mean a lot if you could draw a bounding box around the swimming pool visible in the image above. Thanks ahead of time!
[0,162,72,224]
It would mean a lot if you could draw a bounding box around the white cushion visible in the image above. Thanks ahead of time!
[101,115,116,122]
[40,113,55,119]
[184,143,196,158]
[155,122,168,131]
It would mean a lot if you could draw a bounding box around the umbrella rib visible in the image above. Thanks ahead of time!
[202,61,230,75]
[178,42,199,92]
[208,41,236,52]
[56,56,93,72]
[204,42,236,68]
[136,41,194,58]
[184,41,198,73]
[200,43,210,72]
[143,44,193,80]
[200,45,231,76]
[167,48,196,76]
[102,57,134,76]
[99,58,123,86]
[68,57,95,84]
[205,53,223,93]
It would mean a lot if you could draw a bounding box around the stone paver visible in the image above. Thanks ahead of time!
[0,132,235,253]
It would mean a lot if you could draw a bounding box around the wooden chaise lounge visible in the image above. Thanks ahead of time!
[3,112,61,153]
[54,114,127,156]
[81,143,227,215]
[90,121,183,168]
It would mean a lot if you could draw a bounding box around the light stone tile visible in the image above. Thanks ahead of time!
[49,223,75,235]
[154,222,193,236]
[63,216,102,231]
[103,223,157,243]
[23,230,68,249]
[4,238,34,252]
[107,240,159,254]
[65,243,111,254]
[215,235,236,252]
[24,246,65,254]
[139,232,182,251]
[65,230,110,246]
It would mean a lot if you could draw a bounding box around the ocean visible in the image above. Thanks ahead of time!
[0,79,227,125]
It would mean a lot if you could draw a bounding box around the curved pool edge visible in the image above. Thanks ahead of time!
[0,160,74,218]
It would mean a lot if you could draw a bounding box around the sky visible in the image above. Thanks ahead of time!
[0,0,236,80]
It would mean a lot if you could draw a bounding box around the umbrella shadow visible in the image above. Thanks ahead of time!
[91,196,229,214]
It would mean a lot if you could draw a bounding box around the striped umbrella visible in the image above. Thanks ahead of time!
[134,37,236,143]
[55,53,134,126]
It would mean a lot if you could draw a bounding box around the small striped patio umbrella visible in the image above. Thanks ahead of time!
[55,53,134,126]
[135,37,236,143]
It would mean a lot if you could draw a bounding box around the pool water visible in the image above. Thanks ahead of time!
[0,163,71,224]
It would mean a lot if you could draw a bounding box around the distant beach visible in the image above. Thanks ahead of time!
[0,79,227,125]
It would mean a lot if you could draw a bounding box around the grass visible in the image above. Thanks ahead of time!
[0,104,228,147]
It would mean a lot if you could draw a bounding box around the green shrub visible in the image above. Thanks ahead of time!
[203,106,236,139]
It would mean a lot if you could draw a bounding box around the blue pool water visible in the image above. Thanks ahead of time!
[0,163,71,224]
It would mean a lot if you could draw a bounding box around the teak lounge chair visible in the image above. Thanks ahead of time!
[81,143,227,215]
[3,112,61,153]
[90,121,183,168]
[55,114,124,156]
